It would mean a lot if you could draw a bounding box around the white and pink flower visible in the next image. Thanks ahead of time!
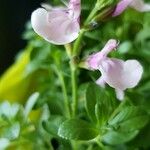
[31,0,81,45]
[113,0,150,16]
[87,39,143,100]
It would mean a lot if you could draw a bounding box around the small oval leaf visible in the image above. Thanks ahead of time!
[58,119,99,140]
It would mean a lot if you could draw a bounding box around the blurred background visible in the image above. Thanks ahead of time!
[0,0,44,74]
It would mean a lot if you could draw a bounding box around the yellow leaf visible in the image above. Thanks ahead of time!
[0,48,31,103]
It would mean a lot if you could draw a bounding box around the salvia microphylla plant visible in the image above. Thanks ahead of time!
[0,0,150,149]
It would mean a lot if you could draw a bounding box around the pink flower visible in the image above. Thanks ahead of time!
[31,0,80,45]
[87,39,143,100]
[113,0,150,17]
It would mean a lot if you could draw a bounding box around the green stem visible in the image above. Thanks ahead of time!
[95,136,105,150]
[55,67,71,118]
[84,0,99,25]
[73,29,85,56]
[70,63,78,117]
[71,140,78,150]
[87,145,93,150]
[96,140,105,149]
[64,43,72,58]
[64,44,78,117]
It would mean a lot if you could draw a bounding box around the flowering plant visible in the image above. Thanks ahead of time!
[0,0,150,149]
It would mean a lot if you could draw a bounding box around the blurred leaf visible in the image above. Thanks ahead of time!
[118,41,132,54]
[43,115,65,137]
[102,130,138,145]
[108,106,149,132]
[0,138,10,149]
[129,122,150,149]
[0,49,31,103]
[136,27,150,43]
[3,122,20,140]
[36,91,64,115]
[0,102,20,120]
[26,43,51,75]
[24,92,39,118]
[58,119,99,140]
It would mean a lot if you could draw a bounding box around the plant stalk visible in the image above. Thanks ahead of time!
[68,0,103,117]
[70,63,78,117]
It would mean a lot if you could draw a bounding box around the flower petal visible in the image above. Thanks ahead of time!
[69,0,81,19]
[122,60,143,88]
[31,8,80,45]
[99,58,125,90]
[130,0,150,12]
[31,8,49,35]
[87,39,118,70]
[112,0,133,16]
[115,89,124,100]
[99,59,143,90]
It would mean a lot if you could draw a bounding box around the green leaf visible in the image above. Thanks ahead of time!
[0,102,20,120]
[3,122,20,140]
[58,119,99,140]
[109,106,149,132]
[95,103,107,126]
[102,130,139,145]
[119,115,149,132]
[85,83,102,122]
[129,122,150,149]
[136,27,150,43]
[43,115,65,137]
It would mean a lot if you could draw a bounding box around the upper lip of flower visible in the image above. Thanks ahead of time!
[31,0,81,45]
